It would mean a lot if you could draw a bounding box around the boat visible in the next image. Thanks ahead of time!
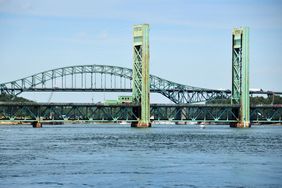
[200,124,206,129]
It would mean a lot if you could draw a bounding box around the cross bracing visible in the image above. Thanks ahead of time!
[0,64,281,104]
[0,102,281,124]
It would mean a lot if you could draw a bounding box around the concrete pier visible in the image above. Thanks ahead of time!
[32,121,42,128]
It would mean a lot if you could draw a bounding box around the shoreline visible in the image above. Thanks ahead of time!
[0,121,281,126]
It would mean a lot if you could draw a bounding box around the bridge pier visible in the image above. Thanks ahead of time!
[230,122,251,128]
[131,24,151,128]
[131,121,152,128]
[32,121,42,128]
[230,27,250,128]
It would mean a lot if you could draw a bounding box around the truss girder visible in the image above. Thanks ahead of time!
[0,103,281,123]
[0,64,247,103]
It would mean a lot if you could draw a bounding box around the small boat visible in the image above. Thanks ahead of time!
[200,124,206,129]
[119,121,128,125]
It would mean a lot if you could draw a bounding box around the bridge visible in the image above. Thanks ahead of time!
[1,64,280,104]
[0,102,281,124]
[0,24,281,127]
[0,64,231,104]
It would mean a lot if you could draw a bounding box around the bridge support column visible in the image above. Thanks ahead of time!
[230,27,250,128]
[131,24,151,128]
[32,121,42,128]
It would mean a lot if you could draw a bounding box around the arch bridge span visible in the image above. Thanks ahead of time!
[0,64,238,103]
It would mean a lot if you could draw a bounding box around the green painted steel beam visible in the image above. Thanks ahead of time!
[231,27,250,128]
[1,63,280,104]
[132,24,151,127]
[0,103,281,124]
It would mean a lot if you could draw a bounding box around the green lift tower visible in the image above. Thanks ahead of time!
[231,27,250,128]
[131,24,151,127]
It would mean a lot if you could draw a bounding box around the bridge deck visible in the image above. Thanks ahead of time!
[0,102,281,124]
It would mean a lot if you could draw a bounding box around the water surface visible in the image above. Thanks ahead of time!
[0,124,282,187]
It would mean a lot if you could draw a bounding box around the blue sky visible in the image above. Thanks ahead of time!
[0,0,281,102]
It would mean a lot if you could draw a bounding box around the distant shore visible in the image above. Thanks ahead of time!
[0,121,281,126]
[0,121,31,125]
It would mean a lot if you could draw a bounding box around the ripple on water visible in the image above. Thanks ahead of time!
[0,124,281,187]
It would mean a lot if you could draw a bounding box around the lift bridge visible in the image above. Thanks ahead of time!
[0,24,281,127]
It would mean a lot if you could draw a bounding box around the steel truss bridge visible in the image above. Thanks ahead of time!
[0,64,282,125]
[1,65,280,104]
[0,102,281,124]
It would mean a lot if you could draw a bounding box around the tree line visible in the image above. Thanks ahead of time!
[207,95,282,105]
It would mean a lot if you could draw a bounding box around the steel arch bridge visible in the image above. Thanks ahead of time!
[0,64,231,104]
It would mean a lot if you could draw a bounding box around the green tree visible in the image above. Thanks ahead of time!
[0,94,33,102]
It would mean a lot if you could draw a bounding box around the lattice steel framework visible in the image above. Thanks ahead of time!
[231,27,250,127]
[0,102,281,124]
[132,24,150,126]
[0,65,231,104]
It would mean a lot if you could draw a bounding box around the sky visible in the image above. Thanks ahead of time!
[0,0,281,103]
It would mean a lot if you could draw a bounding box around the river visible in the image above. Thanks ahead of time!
[0,124,281,187]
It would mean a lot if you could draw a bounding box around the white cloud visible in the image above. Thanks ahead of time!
[0,0,281,29]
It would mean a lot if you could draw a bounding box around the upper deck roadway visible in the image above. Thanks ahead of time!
[1,64,281,104]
